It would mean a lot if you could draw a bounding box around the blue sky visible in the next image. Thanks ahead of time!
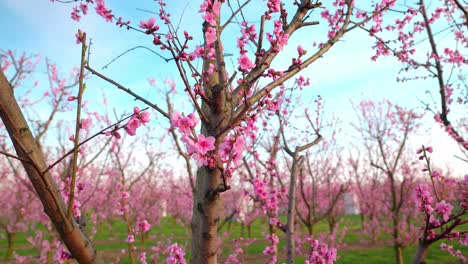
[1,0,466,174]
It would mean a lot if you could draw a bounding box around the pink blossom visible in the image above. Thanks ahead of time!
[195,134,215,155]
[71,7,81,21]
[139,18,159,34]
[79,3,88,15]
[297,45,305,56]
[121,191,130,199]
[137,219,151,233]
[134,106,150,123]
[125,117,141,136]
[165,243,186,264]
[435,200,453,222]
[125,107,151,136]
[238,54,255,73]
[139,252,147,264]
[171,112,198,135]
[80,118,92,131]
[205,27,217,46]
[54,246,72,263]
[75,30,85,44]
[95,0,113,22]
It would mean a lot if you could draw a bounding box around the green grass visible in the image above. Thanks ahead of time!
[337,241,461,264]
[0,215,466,263]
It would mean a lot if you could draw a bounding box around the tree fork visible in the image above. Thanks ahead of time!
[0,69,102,264]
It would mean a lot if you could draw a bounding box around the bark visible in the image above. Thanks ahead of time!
[190,165,225,264]
[286,151,301,264]
[307,223,316,235]
[0,70,102,264]
[190,50,231,262]
[390,175,403,264]
[395,244,404,264]
[4,232,15,259]
[412,240,430,264]
[328,217,338,235]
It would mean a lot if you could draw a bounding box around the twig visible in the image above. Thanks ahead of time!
[42,107,149,175]
[102,46,172,70]
[85,65,170,119]
[67,35,87,220]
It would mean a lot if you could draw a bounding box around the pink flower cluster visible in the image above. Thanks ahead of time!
[70,3,88,21]
[54,246,72,263]
[252,179,286,227]
[304,238,337,264]
[198,0,221,64]
[218,134,245,167]
[95,0,113,22]
[440,243,466,262]
[80,117,92,131]
[434,114,467,147]
[434,200,453,222]
[236,21,257,73]
[171,112,216,167]
[224,238,255,264]
[137,219,151,233]
[69,0,113,23]
[320,0,349,39]
[262,233,279,264]
[165,243,186,264]
[265,0,280,19]
[266,20,289,52]
[60,178,85,218]
[116,183,130,215]
[125,106,150,136]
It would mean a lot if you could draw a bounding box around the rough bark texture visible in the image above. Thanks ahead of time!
[412,240,429,264]
[0,70,102,264]
[286,151,300,264]
[191,165,225,264]
[190,21,231,260]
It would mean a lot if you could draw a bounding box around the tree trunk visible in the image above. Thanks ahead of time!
[4,232,15,259]
[190,16,234,259]
[307,222,316,235]
[286,151,301,264]
[395,244,404,264]
[389,174,403,264]
[190,165,224,264]
[360,213,365,229]
[328,217,337,235]
[0,70,102,264]
[412,240,429,264]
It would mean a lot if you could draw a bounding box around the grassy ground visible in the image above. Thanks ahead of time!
[0,215,465,263]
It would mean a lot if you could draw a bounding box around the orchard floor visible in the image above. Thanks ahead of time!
[1,216,466,263]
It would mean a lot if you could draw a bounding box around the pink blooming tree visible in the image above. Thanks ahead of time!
[296,129,348,236]
[368,0,468,151]
[413,146,467,264]
[348,152,388,243]
[352,99,422,264]
[1,0,409,263]
[0,153,43,259]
